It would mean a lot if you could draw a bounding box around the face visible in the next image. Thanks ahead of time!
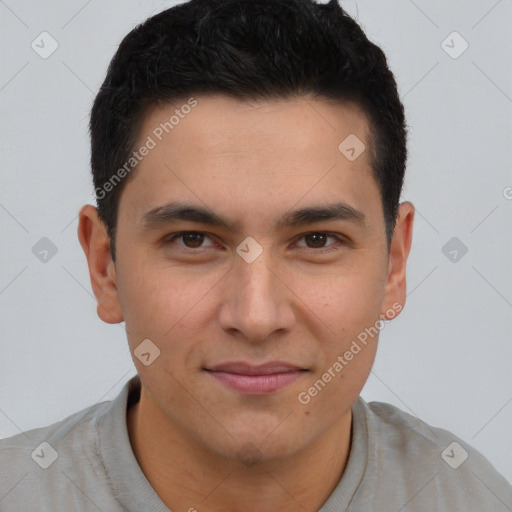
[80,94,413,462]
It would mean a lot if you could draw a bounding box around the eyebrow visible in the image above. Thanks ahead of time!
[141,201,366,232]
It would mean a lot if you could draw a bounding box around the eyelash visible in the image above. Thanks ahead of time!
[164,231,346,254]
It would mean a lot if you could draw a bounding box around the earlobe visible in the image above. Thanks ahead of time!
[77,205,124,324]
[381,201,415,319]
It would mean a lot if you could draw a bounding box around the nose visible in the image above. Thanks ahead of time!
[218,248,295,344]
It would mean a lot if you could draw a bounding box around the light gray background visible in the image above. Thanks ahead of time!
[1,0,511,483]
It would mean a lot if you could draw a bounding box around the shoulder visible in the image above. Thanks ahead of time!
[352,398,512,511]
[0,398,116,510]
[0,398,111,462]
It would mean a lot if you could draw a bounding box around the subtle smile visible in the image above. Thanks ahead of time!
[204,362,309,395]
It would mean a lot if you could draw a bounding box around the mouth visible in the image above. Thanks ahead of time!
[203,361,309,395]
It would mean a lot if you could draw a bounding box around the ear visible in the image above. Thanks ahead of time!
[381,201,415,319]
[77,204,123,324]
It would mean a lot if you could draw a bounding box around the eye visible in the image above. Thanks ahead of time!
[295,232,344,252]
[166,231,216,249]
[164,231,346,253]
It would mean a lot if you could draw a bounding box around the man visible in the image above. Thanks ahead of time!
[1,0,510,510]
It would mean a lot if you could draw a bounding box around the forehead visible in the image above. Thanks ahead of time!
[141,94,372,162]
[119,94,383,231]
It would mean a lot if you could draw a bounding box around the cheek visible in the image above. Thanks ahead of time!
[290,261,384,389]
[296,316,379,423]
[292,260,385,332]
[295,351,375,435]
[117,257,209,331]
[116,260,219,370]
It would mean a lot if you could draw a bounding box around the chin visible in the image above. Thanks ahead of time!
[200,425,305,466]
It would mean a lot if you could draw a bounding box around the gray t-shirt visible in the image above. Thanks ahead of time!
[1,375,511,511]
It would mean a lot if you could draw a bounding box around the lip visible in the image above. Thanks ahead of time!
[204,361,308,395]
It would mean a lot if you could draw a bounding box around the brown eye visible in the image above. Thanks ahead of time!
[180,232,205,248]
[166,231,215,249]
[295,232,344,253]
[304,233,328,248]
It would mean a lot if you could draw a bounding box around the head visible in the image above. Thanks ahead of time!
[79,0,414,463]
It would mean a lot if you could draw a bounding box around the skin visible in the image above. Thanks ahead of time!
[78,94,414,512]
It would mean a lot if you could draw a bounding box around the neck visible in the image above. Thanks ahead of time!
[127,387,353,512]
